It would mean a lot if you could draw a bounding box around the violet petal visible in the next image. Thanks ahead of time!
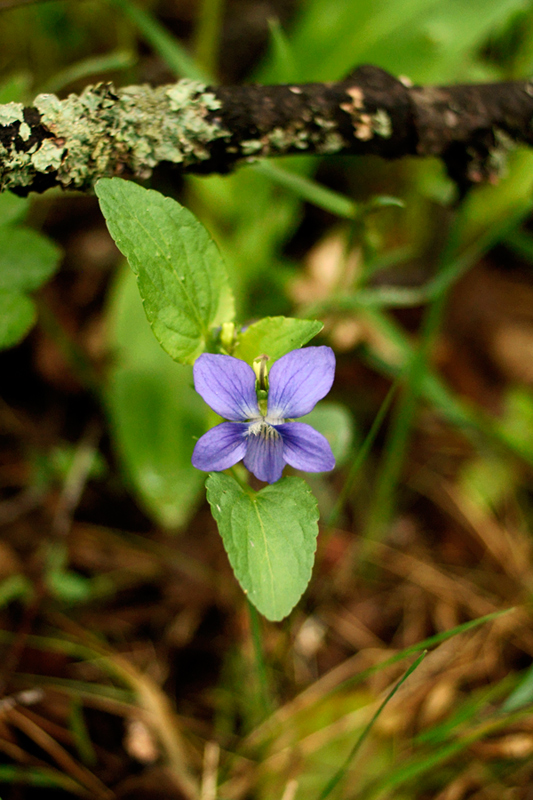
[243,426,285,483]
[278,422,335,473]
[267,346,335,418]
[193,353,259,420]
[192,422,248,471]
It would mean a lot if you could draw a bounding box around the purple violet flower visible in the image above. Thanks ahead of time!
[192,346,336,484]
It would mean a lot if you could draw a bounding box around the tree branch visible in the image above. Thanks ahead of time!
[1,64,533,196]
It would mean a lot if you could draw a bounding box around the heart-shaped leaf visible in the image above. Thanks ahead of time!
[206,473,319,621]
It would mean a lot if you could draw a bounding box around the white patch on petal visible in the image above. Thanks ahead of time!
[265,415,284,426]
[246,419,282,441]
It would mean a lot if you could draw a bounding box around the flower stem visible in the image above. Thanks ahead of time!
[229,466,250,492]
[247,599,275,720]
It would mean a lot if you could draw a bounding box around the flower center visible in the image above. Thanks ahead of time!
[246,419,281,441]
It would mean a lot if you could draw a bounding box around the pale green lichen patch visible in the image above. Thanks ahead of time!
[1,79,231,191]
[18,122,31,141]
[2,148,35,188]
[267,126,310,151]
[487,127,515,178]
[241,114,345,159]
[0,102,24,126]
[166,81,221,113]
[340,87,393,142]
[31,138,65,172]
[316,131,344,154]
[372,109,392,138]
[240,139,263,156]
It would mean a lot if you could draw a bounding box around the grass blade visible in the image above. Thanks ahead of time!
[109,0,210,81]
[326,377,400,529]
[317,651,427,800]
[356,705,533,800]
[247,608,513,748]
[193,0,225,78]
[255,162,358,219]
[40,50,136,93]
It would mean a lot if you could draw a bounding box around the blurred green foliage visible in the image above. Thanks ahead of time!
[0,185,61,351]
[107,267,207,528]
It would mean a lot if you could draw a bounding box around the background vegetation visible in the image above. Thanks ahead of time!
[2,0,533,797]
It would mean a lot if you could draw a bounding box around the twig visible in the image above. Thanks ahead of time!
[1,65,532,194]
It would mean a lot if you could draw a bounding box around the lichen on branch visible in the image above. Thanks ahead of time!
[0,79,227,192]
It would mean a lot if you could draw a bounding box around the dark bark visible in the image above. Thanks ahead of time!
[1,65,533,195]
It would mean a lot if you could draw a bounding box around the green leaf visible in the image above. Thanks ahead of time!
[107,268,206,528]
[0,227,61,292]
[0,289,35,349]
[206,473,319,621]
[0,192,29,226]
[233,316,323,365]
[96,178,235,365]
